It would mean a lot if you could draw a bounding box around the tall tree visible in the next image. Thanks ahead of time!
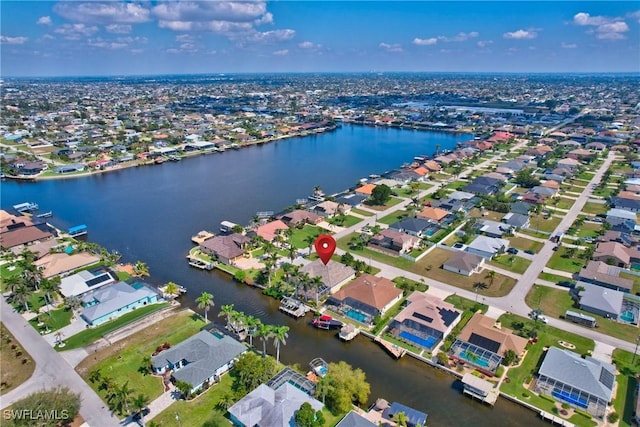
[40,277,60,305]
[310,276,324,307]
[485,270,496,288]
[271,325,290,363]
[131,393,150,424]
[133,261,150,277]
[11,284,30,312]
[163,281,179,299]
[245,315,260,347]
[370,184,392,205]
[219,304,236,329]
[196,291,214,322]
[316,361,370,414]
[257,323,274,358]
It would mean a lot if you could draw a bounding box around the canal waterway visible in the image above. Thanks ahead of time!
[2,125,548,426]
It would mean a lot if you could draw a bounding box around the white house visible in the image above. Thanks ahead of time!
[465,236,509,260]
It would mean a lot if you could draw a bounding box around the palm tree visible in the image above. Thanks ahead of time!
[40,277,60,305]
[393,411,409,427]
[245,315,260,347]
[485,270,496,288]
[131,393,150,424]
[472,281,487,302]
[109,381,133,415]
[272,325,289,363]
[219,304,236,329]
[304,234,317,256]
[21,267,43,290]
[257,323,274,358]
[133,261,150,277]
[11,284,30,312]
[310,276,324,307]
[163,282,179,299]
[64,295,82,315]
[196,292,214,322]
[4,275,22,294]
[88,369,102,385]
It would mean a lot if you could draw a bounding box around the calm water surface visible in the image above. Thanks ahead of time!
[1,125,547,426]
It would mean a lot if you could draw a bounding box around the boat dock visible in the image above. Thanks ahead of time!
[374,336,406,359]
[13,202,39,212]
[186,254,214,270]
[36,211,53,218]
[339,323,360,341]
[192,230,214,244]
[68,224,88,237]
[158,283,187,298]
[279,297,310,318]
[461,373,499,406]
[539,411,576,426]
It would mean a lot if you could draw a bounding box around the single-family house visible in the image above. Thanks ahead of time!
[593,241,631,268]
[597,230,638,248]
[416,206,449,223]
[253,220,289,242]
[576,282,624,320]
[355,183,376,196]
[500,160,526,172]
[502,212,530,229]
[313,200,349,217]
[34,252,101,279]
[388,217,435,238]
[81,281,159,326]
[557,158,580,170]
[278,210,322,227]
[0,224,53,249]
[335,193,368,207]
[578,261,633,293]
[443,251,485,276]
[200,233,250,265]
[328,274,403,324]
[381,402,428,427]
[450,313,528,374]
[335,411,377,427]
[510,201,533,216]
[152,330,246,395]
[60,268,118,298]
[535,347,615,419]
[228,383,323,427]
[387,292,461,350]
[530,186,558,198]
[612,196,640,213]
[476,219,511,238]
[423,160,441,172]
[606,208,637,232]
[465,236,509,260]
[368,229,420,256]
[300,259,356,295]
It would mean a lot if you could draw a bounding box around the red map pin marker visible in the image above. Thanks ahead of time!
[314,234,336,265]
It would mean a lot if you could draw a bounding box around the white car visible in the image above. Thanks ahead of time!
[537,315,549,324]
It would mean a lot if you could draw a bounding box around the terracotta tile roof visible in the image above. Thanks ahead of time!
[355,183,377,195]
[417,206,449,221]
[331,274,402,311]
[255,220,289,242]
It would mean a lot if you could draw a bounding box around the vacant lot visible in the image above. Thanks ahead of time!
[488,255,531,274]
[581,202,608,215]
[546,247,586,274]
[508,236,544,253]
[528,214,562,233]
[364,196,404,211]
[0,323,34,394]
[289,225,326,250]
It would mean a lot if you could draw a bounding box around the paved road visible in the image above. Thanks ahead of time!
[0,298,120,427]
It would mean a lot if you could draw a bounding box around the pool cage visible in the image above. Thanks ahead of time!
[266,367,317,396]
[534,375,607,419]
[449,339,502,374]
[387,319,442,350]
[620,296,640,325]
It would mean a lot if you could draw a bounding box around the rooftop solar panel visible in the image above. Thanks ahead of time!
[468,333,501,353]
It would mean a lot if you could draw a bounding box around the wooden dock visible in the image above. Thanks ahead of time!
[186,254,214,270]
[374,336,406,359]
[339,324,360,341]
[279,297,310,318]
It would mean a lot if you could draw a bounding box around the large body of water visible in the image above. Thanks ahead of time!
[2,125,547,426]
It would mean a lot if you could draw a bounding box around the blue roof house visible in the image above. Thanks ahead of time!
[80,281,159,326]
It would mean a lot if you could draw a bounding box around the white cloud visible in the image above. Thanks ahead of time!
[438,31,479,42]
[176,34,195,43]
[152,2,267,23]
[105,24,132,34]
[54,24,99,40]
[88,38,128,50]
[254,12,273,26]
[379,42,403,52]
[573,12,610,26]
[573,12,629,40]
[561,42,577,48]
[0,35,28,45]
[37,16,52,26]
[158,20,253,33]
[54,2,151,24]
[503,29,537,39]
[413,37,437,46]
[477,40,493,48]
[627,11,640,23]
[299,41,316,49]
[596,21,629,39]
[273,49,288,56]
[243,29,295,44]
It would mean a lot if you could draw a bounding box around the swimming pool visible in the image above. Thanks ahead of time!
[399,331,437,349]
[459,351,490,368]
[345,309,367,323]
[131,282,145,290]
[621,310,636,323]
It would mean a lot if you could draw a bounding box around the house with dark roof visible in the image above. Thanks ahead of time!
[152,330,246,395]
[327,274,403,324]
[443,251,485,276]
[368,229,420,256]
[387,292,461,350]
[199,233,250,265]
[606,208,637,233]
[612,196,640,213]
[476,219,511,238]
[388,217,434,238]
[576,282,624,320]
[534,347,616,419]
[382,402,428,427]
[335,411,377,427]
[228,383,323,427]
[335,193,368,207]
[502,212,530,229]
[510,201,533,216]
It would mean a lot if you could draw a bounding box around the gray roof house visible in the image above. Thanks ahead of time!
[510,201,533,216]
[443,251,485,276]
[228,383,323,427]
[577,282,624,320]
[535,347,616,419]
[465,236,509,260]
[152,330,246,394]
[81,281,159,326]
[477,219,511,238]
[300,259,356,294]
[388,217,434,237]
[335,411,377,427]
[502,212,530,229]
[612,197,640,213]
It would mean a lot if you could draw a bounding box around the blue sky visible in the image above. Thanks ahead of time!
[1,1,639,76]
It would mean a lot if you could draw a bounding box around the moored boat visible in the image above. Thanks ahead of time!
[310,314,343,330]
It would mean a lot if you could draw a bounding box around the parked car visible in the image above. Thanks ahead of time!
[453,243,464,249]
[537,315,549,324]
[552,246,559,251]
[524,249,535,255]
[507,248,519,254]
[557,281,575,288]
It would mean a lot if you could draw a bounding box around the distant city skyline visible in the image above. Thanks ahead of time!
[1,1,639,77]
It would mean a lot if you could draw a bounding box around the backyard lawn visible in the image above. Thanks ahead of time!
[350,207,375,217]
[620,272,640,295]
[76,310,207,403]
[581,202,608,215]
[526,285,640,344]
[546,247,586,274]
[575,222,602,238]
[488,255,531,274]
[508,237,544,253]
[612,349,640,427]
[0,323,35,395]
[289,225,326,250]
[29,307,73,333]
[328,214,363,228]
[498,313,596,427]
[61,302,171,350]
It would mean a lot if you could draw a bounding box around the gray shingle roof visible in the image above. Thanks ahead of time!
[152,330,246,387]
[538,347,616,402]
[335,411,377,427]
[578,282,624,315]
[81,281,157,323]
[228,383,323,427]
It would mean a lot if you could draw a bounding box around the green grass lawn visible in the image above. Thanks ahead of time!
[527,214,562,233]
[378,210,408,225]
[0,264,23,291]
[576,171,596,180]
[612,349,640,427]
[363,196,404,211]
[350,207,374,217]
[546,247,586,274]
[61,302,171,350]
[575,222,602,238]
[329,214,363,228]
[30,307,73,333]
[289,225,326,250]
[538,272,574,284]
[488,255,531,274]
[526,285,640,344]
[498,313,596,427]
[11,291,47,313]
[508,237,544,253]
[581,202,608,215]
[620,272,640,295]
[553,197,576,210]
[79,311,207,409]
[443,294,488,313]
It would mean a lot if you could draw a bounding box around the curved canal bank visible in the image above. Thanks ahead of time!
[1,125,549,426]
